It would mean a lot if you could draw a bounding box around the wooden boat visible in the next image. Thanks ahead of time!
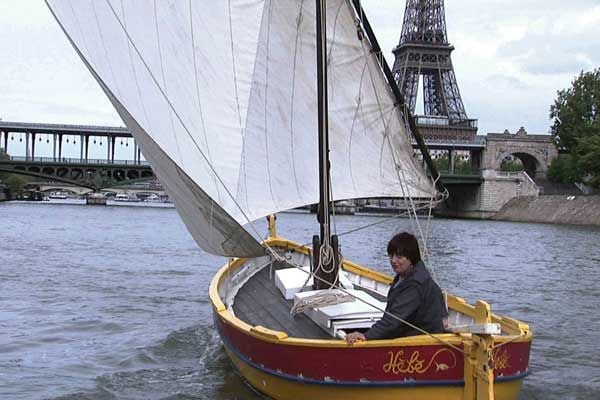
[47,1,532,399]
[210,226,531,400]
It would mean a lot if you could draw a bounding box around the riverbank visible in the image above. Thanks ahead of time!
[492,195,600,226]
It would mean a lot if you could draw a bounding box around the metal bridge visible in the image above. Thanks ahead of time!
[0,121,151,191]
[0,121,484,191]
[0,121,484,190]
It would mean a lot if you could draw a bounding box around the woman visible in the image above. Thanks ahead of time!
[346,232,447,344]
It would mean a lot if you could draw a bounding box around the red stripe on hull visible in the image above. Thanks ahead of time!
[492,342,531,378]
[217,316,463,383]
[216,315,530,384]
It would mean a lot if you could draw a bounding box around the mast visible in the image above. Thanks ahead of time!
[313,0,339,290]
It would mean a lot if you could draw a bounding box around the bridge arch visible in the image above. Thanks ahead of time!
[495,150,545,178]
[483,128,558,179]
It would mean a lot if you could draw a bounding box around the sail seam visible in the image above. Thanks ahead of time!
[288,0,305,203]
[228,0,250,214]
[189,0,220,204]
[346,59,369,193]
[326,1,345,63]
[263,0,278,210]
[91,2,124,104]
[119,0,152,134]
[152,0,184,168]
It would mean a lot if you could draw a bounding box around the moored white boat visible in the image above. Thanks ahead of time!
[113,192,140,202]
[48,192,67,200]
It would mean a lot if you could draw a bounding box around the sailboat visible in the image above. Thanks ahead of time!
[46,1,532,399]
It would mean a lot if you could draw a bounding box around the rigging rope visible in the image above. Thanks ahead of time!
[290,290,353,316]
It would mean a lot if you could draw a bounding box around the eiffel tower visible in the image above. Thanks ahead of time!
[392,0,477,141]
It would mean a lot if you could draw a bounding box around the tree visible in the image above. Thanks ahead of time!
[0,148,31,195]
[550,68,600,151]
[432,154,473,174]
[547,154,581,184]
[549,68,600,186]
[576,134,600,187]
[500,158,524,172]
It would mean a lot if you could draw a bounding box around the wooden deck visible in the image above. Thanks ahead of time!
[232,262,331,339]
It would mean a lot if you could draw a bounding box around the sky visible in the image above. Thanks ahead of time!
[0,0,599,138]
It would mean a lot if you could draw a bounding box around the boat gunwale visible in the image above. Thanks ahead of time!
[209,237,532,347]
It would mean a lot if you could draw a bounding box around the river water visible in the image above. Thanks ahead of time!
[1,201,599,400]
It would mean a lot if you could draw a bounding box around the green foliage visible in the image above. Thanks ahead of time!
[432,154,474,174]
[575,135,600,188]
[500,159,524,172]
[0,174,30,193]
[550,68,600,152]
[0,149,31,194]
[549,68,600,186]
[547,154,582,184]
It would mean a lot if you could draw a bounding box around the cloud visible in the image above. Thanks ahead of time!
[487,75,530,90]
[0,0,597,139]
[495,6,600,76]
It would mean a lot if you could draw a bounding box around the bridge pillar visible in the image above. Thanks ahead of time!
[449,149,456,174]
[111,136,116,162]
[470,149,482,171]
[57,133,62,160]
[31,132,37,159]
[84,134,90,162]
[25,131,30,160]
[106,134,111,162]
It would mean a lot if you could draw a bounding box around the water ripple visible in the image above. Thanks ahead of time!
[1,202,599,399]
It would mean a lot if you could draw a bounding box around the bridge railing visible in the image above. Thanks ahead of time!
[6,156,149,166]
[414,115,478,129]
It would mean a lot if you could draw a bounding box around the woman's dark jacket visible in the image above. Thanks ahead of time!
[364,261,447,339]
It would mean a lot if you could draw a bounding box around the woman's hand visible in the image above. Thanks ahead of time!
[346,331,366,345]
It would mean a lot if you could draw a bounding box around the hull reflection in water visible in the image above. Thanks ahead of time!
[210,237,532,400]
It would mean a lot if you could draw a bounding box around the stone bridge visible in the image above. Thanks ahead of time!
[438,127,559,218]
[482,127,558,179]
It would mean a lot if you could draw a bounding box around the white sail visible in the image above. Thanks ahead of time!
[46,0,437,257]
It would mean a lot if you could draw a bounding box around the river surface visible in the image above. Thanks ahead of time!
[1,201,599,400]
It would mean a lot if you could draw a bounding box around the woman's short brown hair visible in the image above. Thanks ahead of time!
[387,232,421,265]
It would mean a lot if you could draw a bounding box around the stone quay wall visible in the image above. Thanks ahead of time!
[492,195,600,226]
[439,170,540,219]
